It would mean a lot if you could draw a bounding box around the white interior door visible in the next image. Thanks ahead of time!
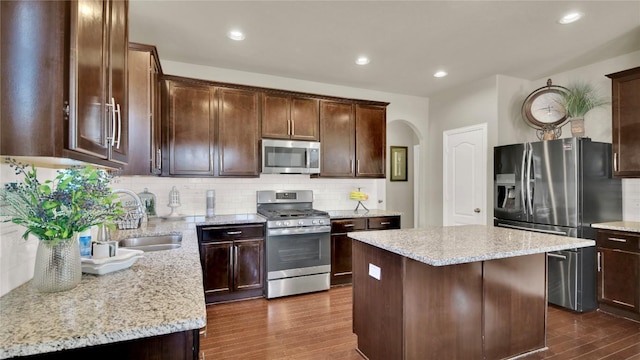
[443,124,487,226]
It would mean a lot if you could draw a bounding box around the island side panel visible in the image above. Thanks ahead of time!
[483,253,547,359]
[403,258,483,359]
[352,240,404,360]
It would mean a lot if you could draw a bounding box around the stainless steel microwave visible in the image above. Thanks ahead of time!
[261,139,320,174]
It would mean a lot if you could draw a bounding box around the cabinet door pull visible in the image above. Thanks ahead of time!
[234,245,238,267]
[291,119,295,135]
[613,152,618,172]
[597,252,601,272]
[106,97,117,146]
[287,119,291,135]
[356,159,360,174]
[608,237,627,243]
[227,231,243,235]
[156,148,162,170]
[380,222,391,225]
[343,224,354,228]
[114,101,122,149]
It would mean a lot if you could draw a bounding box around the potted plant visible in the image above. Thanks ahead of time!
[0,159,122,292]
[560,82,610,137]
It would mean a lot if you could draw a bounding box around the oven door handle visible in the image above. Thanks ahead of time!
[268,225,331,236]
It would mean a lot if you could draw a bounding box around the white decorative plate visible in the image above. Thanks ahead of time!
[81,248,144,275]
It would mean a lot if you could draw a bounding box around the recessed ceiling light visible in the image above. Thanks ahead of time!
[227,30,245,41]
[558,12,583,25]
[355,56,370,65]
[433,71,448,78]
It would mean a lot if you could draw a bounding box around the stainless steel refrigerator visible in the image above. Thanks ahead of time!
[494,138,622,312]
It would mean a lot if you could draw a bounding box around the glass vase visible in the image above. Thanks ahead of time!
[32,235,82,293]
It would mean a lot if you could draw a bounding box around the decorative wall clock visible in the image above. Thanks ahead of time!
[522,79,569,140]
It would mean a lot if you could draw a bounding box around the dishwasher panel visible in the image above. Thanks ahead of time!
[548,250,578,309]
[547,246,597,312]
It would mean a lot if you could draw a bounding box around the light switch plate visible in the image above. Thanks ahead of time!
[369,263,381,280]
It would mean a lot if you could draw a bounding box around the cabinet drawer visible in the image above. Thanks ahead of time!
[199,224,265,242]
[331,218,367,233]
[367,216,401,230]
[597,230,640,253]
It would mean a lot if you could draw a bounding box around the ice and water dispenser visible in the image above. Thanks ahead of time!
[495,173,517,210]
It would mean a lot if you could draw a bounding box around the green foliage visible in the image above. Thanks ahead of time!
[561,82,610,118]
[0,159,123,244]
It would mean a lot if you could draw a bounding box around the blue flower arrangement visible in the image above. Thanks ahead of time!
[0,159,123,244]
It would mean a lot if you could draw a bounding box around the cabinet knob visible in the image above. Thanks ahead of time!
[474,208,481,213]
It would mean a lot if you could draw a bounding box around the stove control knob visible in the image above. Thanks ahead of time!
[318,219,324,224]
[276,221,282,227]
[298,221,304,226]
[312,220,318,225]
[284,221,290,226]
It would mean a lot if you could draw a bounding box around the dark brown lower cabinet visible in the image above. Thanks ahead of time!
[352,240,546,360]
[16,330,199,360]
[198,224,265,304]
[331,216,400,286]
[597,229,640,321]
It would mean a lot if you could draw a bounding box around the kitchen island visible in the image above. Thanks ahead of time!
[0,214,263,359]
[348,225,595,360]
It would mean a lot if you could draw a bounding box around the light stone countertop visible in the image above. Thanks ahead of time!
[327,209,402,219]
[348,225,595,266]
[591,221,640,233]
[0,218,216,359]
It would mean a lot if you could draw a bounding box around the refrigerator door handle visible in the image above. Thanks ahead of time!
[521,145,527,215]
[496,222,569,236]
[526,143,534,215]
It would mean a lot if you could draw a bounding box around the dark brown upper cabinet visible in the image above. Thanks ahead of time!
[1,0,129,168]
[161,75,387,178]
[122,43,163,175]
[319,101,387,178]
[163,76,261,177]
[166,80,216,176]
[355,104,386,177]
[217,88,260,177]
[262,94,319,141]
[607,67,640,177]
[320,101,356,177]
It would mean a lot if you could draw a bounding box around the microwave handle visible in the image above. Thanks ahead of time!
[306,147,310,168]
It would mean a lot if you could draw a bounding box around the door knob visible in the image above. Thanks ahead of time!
[474,208,481,213]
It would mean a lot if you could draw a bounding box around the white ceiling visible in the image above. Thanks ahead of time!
[129,1,640,97]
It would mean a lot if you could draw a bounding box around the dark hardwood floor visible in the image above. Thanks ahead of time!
[200,286,640,360]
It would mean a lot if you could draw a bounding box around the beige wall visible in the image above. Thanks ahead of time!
[425,76,498,226]
[424,50,640,226]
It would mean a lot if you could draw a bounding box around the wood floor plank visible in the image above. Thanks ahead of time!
[201,287,640,360]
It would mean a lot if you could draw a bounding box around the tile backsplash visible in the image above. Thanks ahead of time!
[112,174,381,216]
[623,179,640,222]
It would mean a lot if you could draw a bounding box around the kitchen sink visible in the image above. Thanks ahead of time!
[118,234,182,252]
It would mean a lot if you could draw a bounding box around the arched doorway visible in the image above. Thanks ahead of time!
[386,120,421,228]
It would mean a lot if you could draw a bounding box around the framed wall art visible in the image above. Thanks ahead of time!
[390,146,408,181]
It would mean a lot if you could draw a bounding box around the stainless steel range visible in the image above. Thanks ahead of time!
[257,190,331,299]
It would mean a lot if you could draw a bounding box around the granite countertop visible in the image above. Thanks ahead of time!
[591,221,640,233]
[348,225,595,266]
[0,218,209,359]
[327,209,402,219]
